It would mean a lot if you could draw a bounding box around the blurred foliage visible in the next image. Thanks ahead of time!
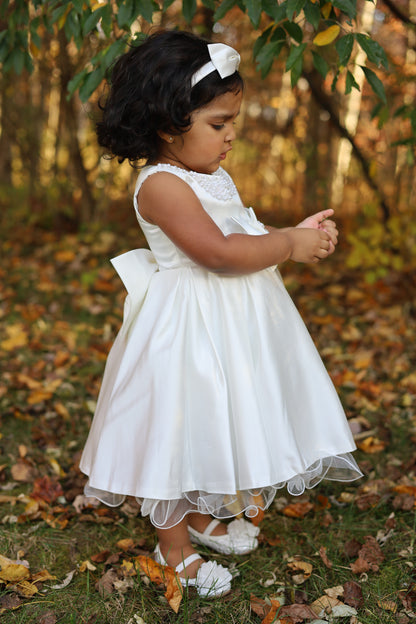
[347,205,416,283]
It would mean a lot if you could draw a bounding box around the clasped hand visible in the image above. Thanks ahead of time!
[291,208,338,263]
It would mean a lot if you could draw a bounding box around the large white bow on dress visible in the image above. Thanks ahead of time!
[191,43,240,87]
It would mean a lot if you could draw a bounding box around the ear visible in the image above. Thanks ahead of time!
[157,130,174,144]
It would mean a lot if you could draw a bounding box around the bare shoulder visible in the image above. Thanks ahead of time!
[137,171,201,223]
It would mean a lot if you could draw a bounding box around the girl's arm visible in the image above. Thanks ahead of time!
[138,173,331,274]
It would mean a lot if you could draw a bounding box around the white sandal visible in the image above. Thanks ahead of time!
[188,518,260,555]
[153,543,232,598]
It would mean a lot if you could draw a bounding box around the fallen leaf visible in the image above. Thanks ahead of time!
[282,501,314,518]
[96,568,118,597]
[261,599,280,624]
[31,476,63,504]
[116,538,136,552]
[79,560,97,573]
[0,559,31,583]
[38,612,58,624]
[319,546,333,568]
[135,556,182,613]
[11,459,37,483]
[91,550,111,563]
[280,603,318,622]
[287,558,313,584]
[250,593,270,618]
[377,598,397,612]
[50,569,77,590]
[343,580,364,608]
[357,436,387,453]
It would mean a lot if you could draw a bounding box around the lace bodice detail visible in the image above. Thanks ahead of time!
[133,163,267,270]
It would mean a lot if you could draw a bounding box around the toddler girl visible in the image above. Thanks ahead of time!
[80,30,362,598]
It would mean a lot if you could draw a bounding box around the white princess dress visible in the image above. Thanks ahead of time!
[80,164,362,528]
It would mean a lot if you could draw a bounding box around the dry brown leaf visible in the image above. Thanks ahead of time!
[95,568,118,597]
[31,476,63,504]
[11,459,37,483]
[350,556,370,574]
[324,585,344,599]
[282,501,313,518]
[287,559,312,584]
[343,580,364,608]
[319,546,333,569]
[90,550,111,563]
[38,611,58,624]
[311,594,343,616]
[0,592,22,611]
[280,603,318,622]
[250,594,270,618]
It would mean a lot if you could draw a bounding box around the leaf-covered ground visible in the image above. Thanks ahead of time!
[1,213,415,624]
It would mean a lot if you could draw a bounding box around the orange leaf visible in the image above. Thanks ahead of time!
[116,538,136,552]
[282,501,313,518]
[261,599,281,624]
[393,485,416,496]
[135,556,182,613]
[357,436,386,453]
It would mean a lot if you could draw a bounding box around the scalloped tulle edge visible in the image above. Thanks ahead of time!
[84,453,363,528]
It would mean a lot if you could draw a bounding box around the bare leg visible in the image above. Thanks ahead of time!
[156,518,202,579]
[188,512,228,536]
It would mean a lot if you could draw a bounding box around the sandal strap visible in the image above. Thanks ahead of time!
[175,552,202,574]
[204,519,221,536]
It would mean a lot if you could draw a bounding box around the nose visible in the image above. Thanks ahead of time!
[225,123,236,142]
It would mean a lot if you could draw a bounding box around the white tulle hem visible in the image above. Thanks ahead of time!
[84,453,362,528]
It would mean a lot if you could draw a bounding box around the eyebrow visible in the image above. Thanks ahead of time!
[208,112,240,120]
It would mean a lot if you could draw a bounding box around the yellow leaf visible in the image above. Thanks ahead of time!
[321,2,332,18]
[357,436,387,454]
[314,24,340,46]
[0,559,31,583]
[0,324,28,351]
[79,560,97,573]
[12,580,39,597]
[117,538,136,552]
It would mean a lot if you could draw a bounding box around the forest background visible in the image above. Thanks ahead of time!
[0,1,416,623]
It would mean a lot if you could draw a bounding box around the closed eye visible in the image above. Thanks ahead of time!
[212,124,225,130]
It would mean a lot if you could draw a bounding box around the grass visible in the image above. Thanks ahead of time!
[1,206,415,623]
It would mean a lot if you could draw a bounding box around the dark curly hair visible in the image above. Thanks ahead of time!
[96,30,243,165]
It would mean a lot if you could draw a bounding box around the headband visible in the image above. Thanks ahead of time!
[191,43,240,88]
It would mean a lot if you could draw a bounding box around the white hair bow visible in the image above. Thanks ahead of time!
[191,43,240,88]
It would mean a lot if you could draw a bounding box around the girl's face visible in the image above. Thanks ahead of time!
[158,89,243,174]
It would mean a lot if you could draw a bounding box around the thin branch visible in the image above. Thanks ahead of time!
[303,70,391,221]
[381,0,416,26]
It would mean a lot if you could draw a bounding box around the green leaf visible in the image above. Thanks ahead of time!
[255,40,284,78]
[253,27,273,59]
[290,54,303,86]
[64,10,82,48]
[79,67,106,102]
[345,69,360,94]
[286,0,306,19]
[51,5,69,25]
[284,21,303,43]
[134,0,158,22]
[356,34,388,69]
[303,1,321,29]
[82,6,107,36]
[312,51,329,78]
[72,0,85,12]
[262,0,287,21]
[182,0,197,22]
[361,65,386,103]
[100,4,113,37]
[162,0,176,10]
[242,0,262,27]
[201,0,216,9]
[331,0,356,18]
[271,26,286,42]
[285,42,306,71]
[67,68,88,97]
[214,0,237,21]
[335,33,354,66]
[117,1,134,28]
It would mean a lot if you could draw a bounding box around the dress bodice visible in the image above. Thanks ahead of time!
[133,164,267,270]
